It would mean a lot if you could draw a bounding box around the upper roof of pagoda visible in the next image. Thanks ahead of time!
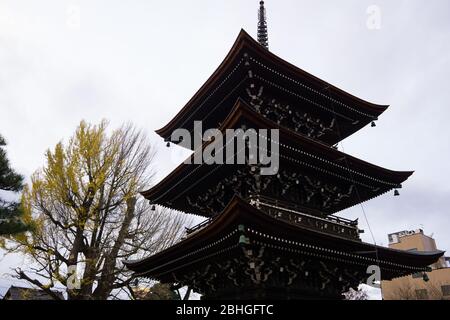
[143,99,412,217]
[157,29,389,148]
[125,197,443,281]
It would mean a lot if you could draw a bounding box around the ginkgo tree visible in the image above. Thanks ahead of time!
[3,121,190,300]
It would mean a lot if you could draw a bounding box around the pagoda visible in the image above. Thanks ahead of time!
[125,2,444,299]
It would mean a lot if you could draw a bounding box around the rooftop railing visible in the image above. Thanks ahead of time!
[185,216,215,235]
[248,195,361,240]
[185,195,362,240]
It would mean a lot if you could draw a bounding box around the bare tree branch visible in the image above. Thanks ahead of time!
[15,268,63,301]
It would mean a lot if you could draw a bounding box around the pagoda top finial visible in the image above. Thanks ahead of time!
[257,1,269,50]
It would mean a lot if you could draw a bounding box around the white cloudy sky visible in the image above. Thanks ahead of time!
[1,0,449,298]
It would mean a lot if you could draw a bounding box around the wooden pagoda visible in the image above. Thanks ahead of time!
[125,29,444,300]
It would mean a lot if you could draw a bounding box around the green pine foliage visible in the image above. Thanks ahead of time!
[0,134,29,235]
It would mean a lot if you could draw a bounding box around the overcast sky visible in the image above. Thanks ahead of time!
[1,0,449,298]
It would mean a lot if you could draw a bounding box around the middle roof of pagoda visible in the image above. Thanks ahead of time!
[143,99,413,217]
[156,29,389,148]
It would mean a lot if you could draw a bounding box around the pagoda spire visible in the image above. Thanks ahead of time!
[257,1,269,50]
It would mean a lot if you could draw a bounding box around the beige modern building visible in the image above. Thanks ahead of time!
[382,229,450,300]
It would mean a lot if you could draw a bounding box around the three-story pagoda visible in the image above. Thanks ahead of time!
[125,2,443,299]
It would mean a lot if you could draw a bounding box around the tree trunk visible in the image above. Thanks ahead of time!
[93,197,136,299]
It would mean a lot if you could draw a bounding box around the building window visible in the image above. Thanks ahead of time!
[415,289,428,300]
[442,285,450,296]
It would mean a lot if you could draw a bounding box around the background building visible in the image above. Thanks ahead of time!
[2,286,64,300]
[382,229,450,300]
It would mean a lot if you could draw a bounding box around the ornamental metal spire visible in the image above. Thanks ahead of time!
[257,1,269,50]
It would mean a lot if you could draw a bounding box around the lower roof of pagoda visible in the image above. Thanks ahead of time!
[156,29,388,148]
[124,197,444,282]
[142,99,413,217]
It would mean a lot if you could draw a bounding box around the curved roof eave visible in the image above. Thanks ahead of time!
[124,196,443,274]
[155,29,389,139]
[143,99,412,199]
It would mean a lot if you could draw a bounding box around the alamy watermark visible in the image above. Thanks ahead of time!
[366,265,381,288]
[366,5,382,30]
[171,121,280,176]
[67,264,81,290]
[66,4,81,31]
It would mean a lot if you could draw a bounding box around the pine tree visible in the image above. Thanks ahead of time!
[0,134,29,235]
